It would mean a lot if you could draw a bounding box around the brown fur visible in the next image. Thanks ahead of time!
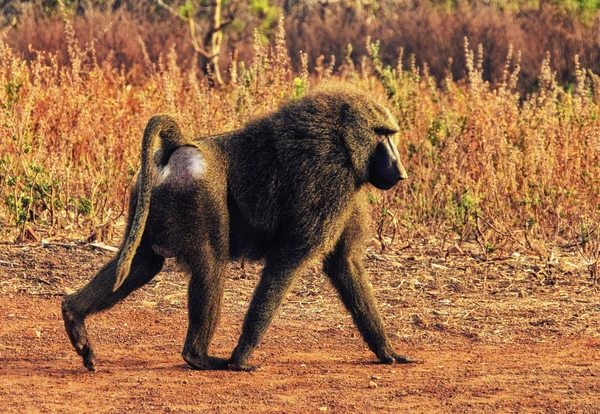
[62,87,412,372]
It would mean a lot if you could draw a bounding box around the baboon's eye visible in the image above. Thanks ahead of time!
[374,127,397,137]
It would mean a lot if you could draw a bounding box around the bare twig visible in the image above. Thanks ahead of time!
[156,0,224,85]
[41,240,77,249]
[89,242,119,252]
[157,0,202,31]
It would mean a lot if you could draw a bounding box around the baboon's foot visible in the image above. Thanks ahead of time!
[62,298,96,371]
[182,353,230,370]
[228,362,260,372]
[227,345,259,371]
[377,349,419,365]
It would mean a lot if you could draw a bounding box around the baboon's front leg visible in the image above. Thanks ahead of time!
[230,258,302,371]
[323,235,416,364]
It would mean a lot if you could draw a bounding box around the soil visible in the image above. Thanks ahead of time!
[1,239,599,413]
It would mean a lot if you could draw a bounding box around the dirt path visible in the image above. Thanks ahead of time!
[1,243,599,412]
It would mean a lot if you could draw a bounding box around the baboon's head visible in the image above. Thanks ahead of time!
[335,90,408,190]
[280,88,407,190]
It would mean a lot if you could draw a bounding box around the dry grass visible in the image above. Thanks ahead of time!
[369,38,600,262]
[0,16,294,241]
[0,15,599,279]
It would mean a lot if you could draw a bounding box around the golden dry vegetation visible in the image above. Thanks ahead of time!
[0,15,599,282]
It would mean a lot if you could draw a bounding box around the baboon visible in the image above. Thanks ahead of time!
[62,87,412,372]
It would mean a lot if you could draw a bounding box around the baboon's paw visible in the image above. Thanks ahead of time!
[182,354,230,370]
[228,362,261,372]
[82,348,97,371]
[62,300,87,352]
[391,354,419,364]
[378,350,420,365]
[62,298,97,371]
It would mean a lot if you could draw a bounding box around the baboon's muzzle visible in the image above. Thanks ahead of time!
[368,137,408,190]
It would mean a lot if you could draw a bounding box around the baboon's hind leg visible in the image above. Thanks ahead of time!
[181,253,230,370]
[62,243,164,371]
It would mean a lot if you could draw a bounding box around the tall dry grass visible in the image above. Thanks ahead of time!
[7,2,600,92]
[369,38,600,259]
[0,15,599,266]
[285,1,600,92]
[0,16,295,241]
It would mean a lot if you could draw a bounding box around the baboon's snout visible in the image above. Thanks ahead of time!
[385,158,408,188]
[390,135,408,182]
[368,136,408,190]
[396,159,408,181]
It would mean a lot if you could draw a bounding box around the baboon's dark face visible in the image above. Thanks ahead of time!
[349,99,407,190]
[332,93,407,190]
[368,130,407,190]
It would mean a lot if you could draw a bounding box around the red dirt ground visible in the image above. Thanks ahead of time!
[1,241,599,412]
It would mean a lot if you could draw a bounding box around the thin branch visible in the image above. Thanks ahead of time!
[157,0,202,31]
[189,16,215,59]
[215,19,233,31]
[157,0,217,59]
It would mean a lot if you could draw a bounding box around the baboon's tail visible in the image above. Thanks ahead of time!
[113,114,188,292]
